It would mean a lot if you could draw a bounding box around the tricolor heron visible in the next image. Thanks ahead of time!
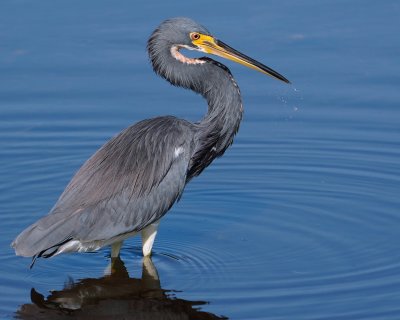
[12,17,289,267]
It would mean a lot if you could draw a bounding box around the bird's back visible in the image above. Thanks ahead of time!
[12,116,195,258]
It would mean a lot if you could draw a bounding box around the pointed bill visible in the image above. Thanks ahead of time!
[191,33,290,84]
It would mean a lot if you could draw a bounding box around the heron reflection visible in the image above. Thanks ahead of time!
[15,257,227,319]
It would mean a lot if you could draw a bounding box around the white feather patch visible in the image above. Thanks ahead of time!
[174,146,184,158]
[170,45,206,65]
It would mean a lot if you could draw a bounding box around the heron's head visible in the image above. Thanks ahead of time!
[150,17,211,48]
[148,17,289,84]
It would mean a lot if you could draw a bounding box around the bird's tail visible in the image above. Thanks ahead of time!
[11,212,77,268]
[28,237,73,268]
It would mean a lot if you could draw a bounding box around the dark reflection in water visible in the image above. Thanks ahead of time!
[15,257,227,320]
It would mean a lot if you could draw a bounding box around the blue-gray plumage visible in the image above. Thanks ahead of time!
[11,17,289,267]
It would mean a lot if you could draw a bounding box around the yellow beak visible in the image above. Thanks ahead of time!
[191,33,290,84]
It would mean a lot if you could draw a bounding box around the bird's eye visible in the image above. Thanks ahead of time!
[191,33,200,41]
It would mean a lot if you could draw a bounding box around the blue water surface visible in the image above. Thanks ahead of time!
[1,1,400,319]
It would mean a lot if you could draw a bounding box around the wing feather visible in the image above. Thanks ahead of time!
[12,116,195,257]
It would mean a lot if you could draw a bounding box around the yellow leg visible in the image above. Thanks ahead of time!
[141,221,160,257]
[111,241,123,258]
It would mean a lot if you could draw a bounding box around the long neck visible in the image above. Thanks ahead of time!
[189,60,243,178]
[148,42,243,179]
